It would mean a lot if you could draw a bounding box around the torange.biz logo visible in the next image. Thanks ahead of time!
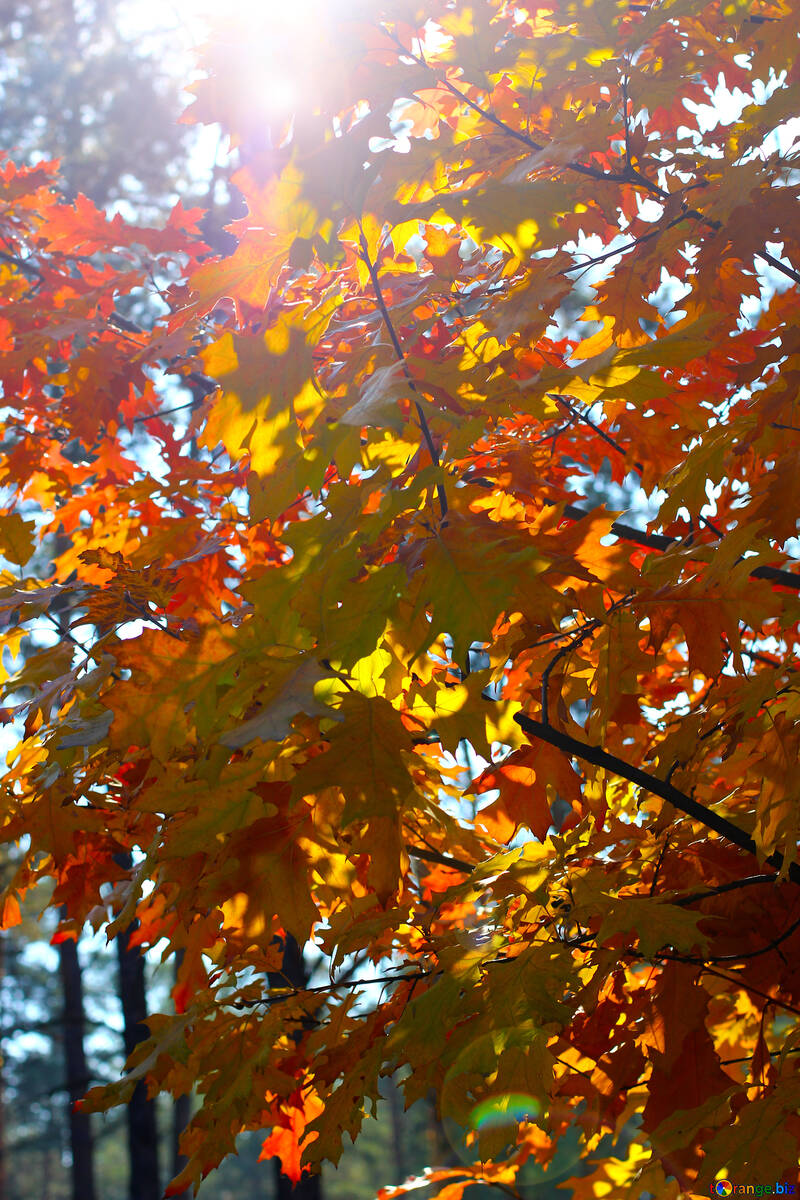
[711,1183,796,1196]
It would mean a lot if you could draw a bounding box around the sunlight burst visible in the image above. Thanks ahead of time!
[132,0,333,120]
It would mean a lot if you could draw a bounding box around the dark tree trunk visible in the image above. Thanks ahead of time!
[275,1171,323,1200]
[114,855,160,1200]
[0,933,6,1200]
[171,1091,191,1197]
[269,937,323,1200]
[57,919,97,1200]
[170,950,191,1199]
[386,1075,408,1186]
[426,1091,455,1167]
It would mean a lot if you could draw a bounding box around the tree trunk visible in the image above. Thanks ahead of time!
[170,950,192,1199]
[57,920,97,1200]
[0,933,6,1200]
[171,1091,191,1197]
[114,855,160,1200]
[386,1075,408,1186]
[270,937,323,1200]
[275,1170,323,1200]
[426,1091,454,1167]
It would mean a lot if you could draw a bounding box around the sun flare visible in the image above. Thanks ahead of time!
[132,0,334,121]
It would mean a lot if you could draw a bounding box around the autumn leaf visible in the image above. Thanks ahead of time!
[219,657,337,748]
[0,513,36,566]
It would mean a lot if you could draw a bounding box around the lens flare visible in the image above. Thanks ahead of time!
[439,1031,591,1198]
[470,1094,542,1131]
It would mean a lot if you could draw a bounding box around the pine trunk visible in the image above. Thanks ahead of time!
[114,856,160,1200]
[270,937,323,1200]
[386,1076,408,1186]
[170,949,191,1199]
[0,933,6,1200]
[57,922,97,1200]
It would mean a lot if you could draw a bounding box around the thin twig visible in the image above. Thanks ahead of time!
[649,836,669,896]
[541,591,633,723]
[721,1046,800,1067]
[551,394,639,466]
[704,911,800,962]
[230,968,432,1010]
[131,399,200,425]
[564,212,692,279]
[358,228,448,519]
[541,619,599,725]
[672,874,779,907]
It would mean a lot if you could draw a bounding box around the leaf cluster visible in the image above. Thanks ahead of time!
[2,1,800,1196]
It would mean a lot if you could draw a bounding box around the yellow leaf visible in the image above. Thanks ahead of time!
[0,514,35,566]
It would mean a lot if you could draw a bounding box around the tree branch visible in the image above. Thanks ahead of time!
[672,874,779,907]
[407,845,474,872]
[386,29,667,200]
[560,503,800,592]
[358,229,447,519]
[757,249,800,289]
[513,712,800,885]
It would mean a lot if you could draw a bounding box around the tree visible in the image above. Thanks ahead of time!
[268,938,324,1200]
[115,915,161,1200]
[0,0,194,212]
[1,893,75,1200]
[170,952,192,1200]
[56,916,97,1200]
[2,0,800,1197]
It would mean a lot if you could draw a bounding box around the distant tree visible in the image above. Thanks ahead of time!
[0,0,192,211]
[1,927,68,1200]
[56,914,97,1200]
[171,951,191,1200]
[114,857,160,1200]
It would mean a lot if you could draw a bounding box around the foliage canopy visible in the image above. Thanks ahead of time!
[2,0,800,1195]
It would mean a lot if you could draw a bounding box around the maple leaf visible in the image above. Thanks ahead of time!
[218,657,336,748]
[293,690,417,826]
[259,1090,325,1182]
[406,508,545,662]
[468,741,580,841]
[0,513,35,565]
